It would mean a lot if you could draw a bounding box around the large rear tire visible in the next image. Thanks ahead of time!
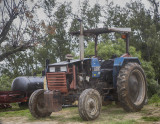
[117,63,147,112]
[78,89,102,121]
[29,89,52,118]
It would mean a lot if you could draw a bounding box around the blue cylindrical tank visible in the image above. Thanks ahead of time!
[11,76,44,93]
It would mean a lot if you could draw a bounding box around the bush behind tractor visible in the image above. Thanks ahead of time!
[29,22,147,121]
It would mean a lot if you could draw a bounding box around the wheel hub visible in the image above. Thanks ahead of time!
[128,69,145,105]
[129,75,139,102]
[37,94,46,112]
[87,97,98,116]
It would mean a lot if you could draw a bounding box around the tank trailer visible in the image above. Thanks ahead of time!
[29,24,147,120]
[0,76,44,108]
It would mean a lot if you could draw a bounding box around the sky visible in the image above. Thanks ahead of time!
[35,0,152,27]
[57,0,151,11]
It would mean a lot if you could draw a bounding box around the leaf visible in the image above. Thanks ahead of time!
[25,11,33,18]
[46,25,56,35]
[41,20,46,28]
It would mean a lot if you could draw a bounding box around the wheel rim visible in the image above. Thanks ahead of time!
[86,95,99,116]
[128,69,145,105]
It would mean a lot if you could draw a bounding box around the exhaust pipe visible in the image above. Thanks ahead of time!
[79,20,84,60]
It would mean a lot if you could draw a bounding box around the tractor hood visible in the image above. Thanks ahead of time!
[49,58,90,66]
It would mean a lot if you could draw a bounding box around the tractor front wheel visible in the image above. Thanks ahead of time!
[29,89,52,118]
[117,63,147,112]
[78,89,102,121]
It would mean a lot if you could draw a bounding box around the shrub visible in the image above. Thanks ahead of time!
[149,94,160,106]
[0,75,13,91]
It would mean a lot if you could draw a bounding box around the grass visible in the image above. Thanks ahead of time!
[142,116,160,122]
[110,120,137,124]
[0,103,34,121]
[0,103,160,124]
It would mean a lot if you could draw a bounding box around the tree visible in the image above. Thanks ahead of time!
[148,0,160,28]
[52,2,72,61]
[69,0,102,54]
[34,1,72,64]
[1,49,41,77]
[0,0,36,61]
[103,0,160,82]
[0,0,57,76]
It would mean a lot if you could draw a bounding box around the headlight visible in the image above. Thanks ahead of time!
[49,67,55,72]
[60,66,67,72]
[92,67,100,71]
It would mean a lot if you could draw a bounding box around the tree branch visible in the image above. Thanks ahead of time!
[0,44,31,61]
[0,17,15,44]
[0,0,24,44]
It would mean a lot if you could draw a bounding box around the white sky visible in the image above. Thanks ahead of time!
[36,0,152,26]
[58,0,151,11]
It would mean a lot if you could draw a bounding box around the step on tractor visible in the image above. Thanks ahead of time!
[29,22,147,121]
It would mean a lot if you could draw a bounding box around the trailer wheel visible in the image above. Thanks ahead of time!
[29,89,52,118]
[117,63,147,112]
[78,89,102,121]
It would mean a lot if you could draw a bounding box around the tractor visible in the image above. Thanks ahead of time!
[29,22,147,121]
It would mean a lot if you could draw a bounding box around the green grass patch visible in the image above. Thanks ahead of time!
[139,108,148,114]
[112,120,137,124]
[0,103,32,119]
[62,106,77,111]
[0,108,31,117]
[59,115,83,123]
[142,116,160,122]
[0,103,159,124]
[95,119,137,124]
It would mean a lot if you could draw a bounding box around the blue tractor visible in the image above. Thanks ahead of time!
[29,26,147,121]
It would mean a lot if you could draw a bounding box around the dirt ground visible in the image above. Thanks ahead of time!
[0,104,160,124]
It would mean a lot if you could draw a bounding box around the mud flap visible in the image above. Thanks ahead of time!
[44,90,62,112]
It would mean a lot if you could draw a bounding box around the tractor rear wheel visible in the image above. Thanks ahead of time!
[78,89,102,121]
[117,63,147,112]
[29,89,52,118]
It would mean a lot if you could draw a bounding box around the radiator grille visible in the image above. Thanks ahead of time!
[46,72,68,93]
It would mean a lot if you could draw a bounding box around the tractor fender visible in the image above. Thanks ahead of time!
[113,57,141,88]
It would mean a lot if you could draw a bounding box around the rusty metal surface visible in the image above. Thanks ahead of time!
[0,104,12,109]
[121,53,131,57]
[46,72,68,93]
[44,90,62,112]
[0,91,27,103]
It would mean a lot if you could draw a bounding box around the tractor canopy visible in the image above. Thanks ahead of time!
[71,27,131,57]
[70,27,131,36]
